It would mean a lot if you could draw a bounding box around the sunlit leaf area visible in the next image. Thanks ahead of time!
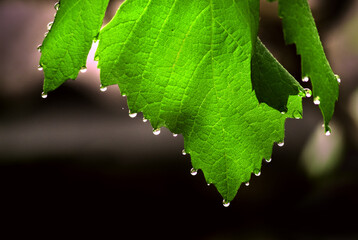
[0,0,357,238]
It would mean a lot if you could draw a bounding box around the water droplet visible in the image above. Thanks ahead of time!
[142,118,148,123]
[47,22,53,31]
[245,182,250,186]
[37,65,43,71]
[181,149,187,156]
[278,141,284,147]
[190,168,197,176]
[44,32,48,37]
[207,183,211,186]
[265,158,272,163]
[222,199,230,207]
[254,169,261,176]
[153,128,161,136]
[313,96,321,105]
[100,85,107,92]
[325,126,332,136]
[304,88,312,98]
[293,110,302,119]
[335,74,341,84]
[122,94,126,97]
[41,92,48,99]
[302,76,309,82]
[129,112,137,118]
[80,67,87,73]
[37,44,42,53]
[173,133,178,137]
[298,91,306,98]
[281,111,286,115]
[54,2,60,11]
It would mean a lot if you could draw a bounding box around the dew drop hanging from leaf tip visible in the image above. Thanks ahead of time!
[222,199,230,207]
[314,96,321,105]
[47,22,53,31]
[190,168,197,176]
[335,74,341,85]
[304,88,312,98]
[254,169,261,176]
[100,85,107,92]
[153,128,161,136]
[54,2,60,11]
[325,126,332,136]
[80,67,87,73]
[129,111,137,118]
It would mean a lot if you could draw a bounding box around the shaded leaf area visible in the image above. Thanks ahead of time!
[97,0,302,201]
[277,0,339,131]
[40,0,109,93]
[251,39,304,113]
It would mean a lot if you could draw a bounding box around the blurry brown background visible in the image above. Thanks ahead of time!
[0,0,357,238]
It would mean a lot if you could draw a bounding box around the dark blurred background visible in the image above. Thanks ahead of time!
[0,0,357,238]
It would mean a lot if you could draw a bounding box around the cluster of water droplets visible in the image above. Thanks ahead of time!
[43,3,60,40]
[37,2,63,99]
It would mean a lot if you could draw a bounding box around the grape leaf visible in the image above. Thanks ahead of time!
[37,0,310,202]
[96,0,302,202]
[252,38,304,113]
[276,0,339,132]
[39,0,109,93]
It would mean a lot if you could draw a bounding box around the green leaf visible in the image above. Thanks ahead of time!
[277,0,339,131]
[96,0,302,202]
[252,38,304,113]
[39,0,109,93]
